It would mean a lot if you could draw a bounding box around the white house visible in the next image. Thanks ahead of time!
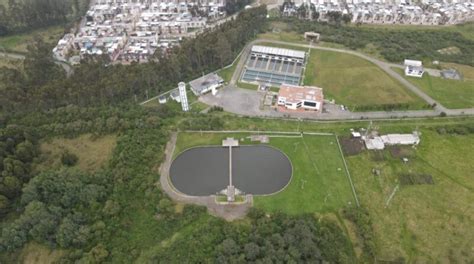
[404,59,424,78]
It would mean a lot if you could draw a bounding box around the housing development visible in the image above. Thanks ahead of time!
[53,0,227,64]
[283,0,474,25]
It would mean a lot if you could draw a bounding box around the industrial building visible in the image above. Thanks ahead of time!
[277,84,324,112]
[364,132,421,150]
[404,59,424,78]
[189,73,224,95]
[241,45,306,87]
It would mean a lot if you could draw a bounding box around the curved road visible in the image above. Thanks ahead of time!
[228,39,474,118]
[1,51,74,77]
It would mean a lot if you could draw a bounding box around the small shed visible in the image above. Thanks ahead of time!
[158,95,167,104]
[304,32,320,42]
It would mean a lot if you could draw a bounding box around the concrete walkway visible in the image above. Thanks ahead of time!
[158,132,252,221]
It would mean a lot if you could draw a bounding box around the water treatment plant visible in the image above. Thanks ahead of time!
[169,144,292,197]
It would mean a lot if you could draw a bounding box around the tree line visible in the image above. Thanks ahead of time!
[280,17,474,66]
[0,6,268,113]
[0,0,89,36]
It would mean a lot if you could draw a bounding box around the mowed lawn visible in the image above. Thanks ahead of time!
[254,135,355,214]
[305,50,426,110]
[394,68,474,109]
[174,132,355,214]
[346,130,474,262]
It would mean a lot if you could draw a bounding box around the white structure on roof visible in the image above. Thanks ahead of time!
[178,82,189,112]
[404,59,424,78]
[251,45,306,60]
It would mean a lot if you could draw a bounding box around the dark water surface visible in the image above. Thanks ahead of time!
[170,146,292,196]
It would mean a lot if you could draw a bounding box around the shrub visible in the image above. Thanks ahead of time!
[61,151,78,167]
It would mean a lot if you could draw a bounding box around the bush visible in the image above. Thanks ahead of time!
[61,151,78,167]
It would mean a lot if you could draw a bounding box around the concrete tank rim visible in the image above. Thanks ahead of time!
[169,144,293,197]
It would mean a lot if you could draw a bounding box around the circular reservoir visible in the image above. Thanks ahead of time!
[169,145,292,196]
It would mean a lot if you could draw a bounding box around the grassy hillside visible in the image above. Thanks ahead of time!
[394,68,474,109]
[305,50,427,110]
[347,130,474,262]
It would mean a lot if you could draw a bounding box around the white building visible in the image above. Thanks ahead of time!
[189,73,224,95]
[364,132,421,150]
[277,84,324,112]
[404,59,424,78]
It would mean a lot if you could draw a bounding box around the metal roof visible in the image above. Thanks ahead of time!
[251,45,306,60]
[189,73,223,94]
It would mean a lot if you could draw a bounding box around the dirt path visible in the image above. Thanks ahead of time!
[158,132,252,221]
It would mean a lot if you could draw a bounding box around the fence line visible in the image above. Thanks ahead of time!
[183,130,333,136]
[335,135,360,207]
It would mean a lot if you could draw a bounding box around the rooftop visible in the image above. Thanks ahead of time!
[279,84,324,103]
[189,73,224,94]
[251,45,306,60]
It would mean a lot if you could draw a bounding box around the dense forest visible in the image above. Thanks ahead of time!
[0,0,89,36]
[0,6,268,113]
[281,18,474,66]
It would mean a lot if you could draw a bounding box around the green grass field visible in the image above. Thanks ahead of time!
[346,130,474,262]
[440,63,474,81]
[174,132,356,214]
[254,135,355,214]
[0,26,64,53]
[305,50,427,110]
[217,54,241,83]
[237,81,259,90]
[357,22,474,42]
[393,68,474,109]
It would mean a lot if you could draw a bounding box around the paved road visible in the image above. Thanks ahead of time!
[200,85,452,120]
[227,39,474,118]
[0,51,25,60]
[1,51,74,76]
